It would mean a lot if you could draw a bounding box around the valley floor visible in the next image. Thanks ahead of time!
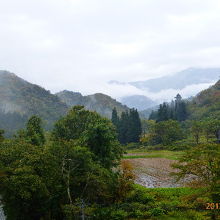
[123,150,190,188]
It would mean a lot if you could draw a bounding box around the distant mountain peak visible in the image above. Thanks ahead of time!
[120,95,156,111]
[129,67,220,92]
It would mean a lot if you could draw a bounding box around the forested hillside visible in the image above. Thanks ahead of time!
[56,90,129,118]
[0,71,68,135]
[189,80,220,120]
[0,71,130,136]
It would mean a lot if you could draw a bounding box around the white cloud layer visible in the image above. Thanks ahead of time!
[0,0,220,100]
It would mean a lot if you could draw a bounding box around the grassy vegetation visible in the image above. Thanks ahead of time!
[95,184,212,219]
[123,150,184,160]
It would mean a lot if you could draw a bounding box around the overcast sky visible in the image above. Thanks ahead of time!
[1,0,220,100]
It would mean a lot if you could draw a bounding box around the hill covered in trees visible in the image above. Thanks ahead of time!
[189,80,220,120]
[148,79,220,123]
[56,90,129,118]
[143,80,220,148]
[0,71,130,136]
[0,71,68,135]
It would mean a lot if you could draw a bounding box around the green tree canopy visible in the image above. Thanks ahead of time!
[18,115,45,146]
[147,120,184,146]
[52,106,122,168]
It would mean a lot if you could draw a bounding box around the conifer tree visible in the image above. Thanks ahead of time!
[0,129,4,143]
[149,94,188,122]
[111,108,119,129]
[118,111,129,144]
[112,108,142,144]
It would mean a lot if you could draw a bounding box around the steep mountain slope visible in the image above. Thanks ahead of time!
[130,68,220,92]
[0,70,68,135]
[56,90,129,118]
[120,95,156,111]
[189,80,220,119]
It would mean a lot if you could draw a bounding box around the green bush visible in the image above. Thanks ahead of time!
[150,207,165,216]
[109,209,128,220]
[168,139,195,151]
[126,185,155,203]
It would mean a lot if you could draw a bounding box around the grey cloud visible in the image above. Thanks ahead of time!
[0,0,220,100]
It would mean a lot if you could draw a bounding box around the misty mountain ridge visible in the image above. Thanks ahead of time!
[0,71,130,135]
[56,90,129,118]
[109,67,220,93]
[120,95,156,111]
[1,68,220,136]
[189,79,220,120]
[131,67,220,92]
[0,70,68,135]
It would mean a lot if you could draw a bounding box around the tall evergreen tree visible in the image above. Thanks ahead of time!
[174,94,187,121]
[149,94,188,122]
[118,111,129,144]
[157,103,169,122]
[126,109,142,143]
[0,129,4,143]
[111,108,119,129]
[113,108,142,144]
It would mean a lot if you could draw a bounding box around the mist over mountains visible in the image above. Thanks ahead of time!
[120,95,156,111]
[0,68,219,135]
[110,68,220,104]
[0,70,68,135]
[0,70,129,135]
[130,68,220,92]
[56,90,129,118]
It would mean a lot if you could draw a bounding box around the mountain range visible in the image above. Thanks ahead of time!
[130,67,220,92]
[110,68,220,106]
[0,71,129,136]
[56,90,129,118]
[0,68,220,136]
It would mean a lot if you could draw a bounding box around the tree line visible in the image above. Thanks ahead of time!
[149,94,188,122]
[111,108,142,144]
